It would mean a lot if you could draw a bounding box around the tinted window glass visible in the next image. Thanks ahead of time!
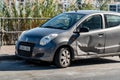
[81,15,102,31]
[105,14,120,28]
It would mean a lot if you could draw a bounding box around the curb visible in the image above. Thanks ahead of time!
[0,54,21,60]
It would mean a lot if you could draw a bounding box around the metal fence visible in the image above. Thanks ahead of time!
[0,17,49,46]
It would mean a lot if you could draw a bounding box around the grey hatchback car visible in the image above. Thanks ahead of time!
[15,10,120,68]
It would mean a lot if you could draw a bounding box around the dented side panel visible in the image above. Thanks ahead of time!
[76,30,105,56]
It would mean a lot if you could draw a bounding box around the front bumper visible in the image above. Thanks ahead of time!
[15,41,57,62]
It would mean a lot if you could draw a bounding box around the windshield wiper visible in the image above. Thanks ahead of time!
[42,26,67,30]
[51,26,67,30]
[42,26,56,29]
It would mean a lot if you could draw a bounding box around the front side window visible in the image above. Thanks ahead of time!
[41,13,85,30]
[105,14,120,28]
[81,15,102,31]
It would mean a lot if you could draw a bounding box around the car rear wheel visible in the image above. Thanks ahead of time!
[54,47,71,68]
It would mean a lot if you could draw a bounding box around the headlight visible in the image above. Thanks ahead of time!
[40,34,58,46]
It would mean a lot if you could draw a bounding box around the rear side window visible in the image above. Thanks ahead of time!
[105,14,120,28]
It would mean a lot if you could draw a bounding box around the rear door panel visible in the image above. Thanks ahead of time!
[105,27,120,53]
[104,14,120,53]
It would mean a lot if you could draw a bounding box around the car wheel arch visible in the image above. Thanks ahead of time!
[53,45,75,61]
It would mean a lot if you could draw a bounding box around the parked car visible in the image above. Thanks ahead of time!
[15,10,120,68]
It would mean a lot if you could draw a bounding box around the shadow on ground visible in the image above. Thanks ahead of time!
[71,58,120,67]
[0,57,120,71]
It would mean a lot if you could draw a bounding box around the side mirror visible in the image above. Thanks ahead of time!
[74,27,89,33]
[80,27,89,32]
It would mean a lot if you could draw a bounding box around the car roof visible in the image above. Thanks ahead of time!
[66,10,120,15]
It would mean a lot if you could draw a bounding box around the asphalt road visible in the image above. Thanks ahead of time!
[0,57,120,80]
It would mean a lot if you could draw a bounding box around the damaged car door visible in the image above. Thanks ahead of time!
[76,14,105,57]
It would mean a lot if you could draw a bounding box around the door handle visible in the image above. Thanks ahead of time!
[98,33,104,37]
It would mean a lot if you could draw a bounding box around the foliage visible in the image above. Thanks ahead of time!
[0,0,62,17]
[98,0,108,10]
[75,0,108,10]
[81,3,94,10]
[75,0,94,10]
[0,0,109,17]
[0,0,62,31]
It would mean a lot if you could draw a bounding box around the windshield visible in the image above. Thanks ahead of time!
[41,13,85,30]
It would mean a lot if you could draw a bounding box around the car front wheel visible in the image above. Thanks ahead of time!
[54,47,71,68]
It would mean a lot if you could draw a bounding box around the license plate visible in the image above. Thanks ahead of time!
[19,45,31,51]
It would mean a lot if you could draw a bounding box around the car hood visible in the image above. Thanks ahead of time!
[23,27,65,37]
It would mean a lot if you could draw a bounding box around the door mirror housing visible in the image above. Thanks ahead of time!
[74,27,89,33]
[80,27,89,32]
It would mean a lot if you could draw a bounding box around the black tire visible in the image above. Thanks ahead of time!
[54,47,71,68]
[119,55,120,58]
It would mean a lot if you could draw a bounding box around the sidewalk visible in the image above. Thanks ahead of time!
[0,45,15,55]
[0,45,18,60]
